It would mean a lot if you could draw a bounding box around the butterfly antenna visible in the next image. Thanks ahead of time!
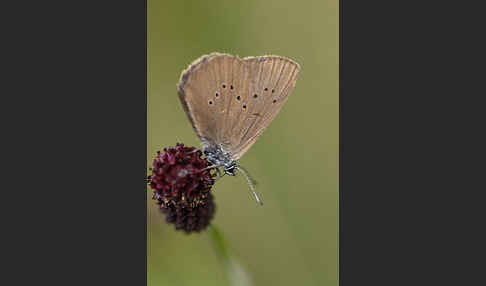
[237,166,263,206]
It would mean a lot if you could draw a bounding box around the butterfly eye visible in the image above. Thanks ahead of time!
[222,84,226,88]
[215,92,219,97]
[272,99,277,103]
[242,104,247,109]
[264,88,268,91]
[236,96,241,101]
[271,89,275,93]
[230,85,234,90]
[209,100,213,105]
[253,94,258,98]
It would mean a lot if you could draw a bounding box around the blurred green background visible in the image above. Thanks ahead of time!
[148,1,338,285]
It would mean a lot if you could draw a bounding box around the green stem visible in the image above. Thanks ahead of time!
[209,225,253,286]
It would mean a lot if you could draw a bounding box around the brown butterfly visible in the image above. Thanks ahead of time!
[177,53,300,205]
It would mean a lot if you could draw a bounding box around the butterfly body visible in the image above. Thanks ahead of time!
[201,139,238,176]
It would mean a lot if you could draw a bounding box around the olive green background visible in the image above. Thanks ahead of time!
[148,1,338,285]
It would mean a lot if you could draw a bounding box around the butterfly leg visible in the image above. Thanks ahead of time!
[213,167,226,183]
[200,164,225,182]
[201,164,220,172]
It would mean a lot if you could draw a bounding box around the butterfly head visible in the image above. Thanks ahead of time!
[223,161,238,176]
[202,140,263,205]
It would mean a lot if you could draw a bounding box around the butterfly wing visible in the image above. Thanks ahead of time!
[177,53,246,147]
[226,55,300,159]
[177,53,300,159]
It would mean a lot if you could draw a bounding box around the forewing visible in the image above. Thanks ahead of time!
[177,53,244,146]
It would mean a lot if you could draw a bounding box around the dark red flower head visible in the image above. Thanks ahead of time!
[156,193,216,233]
[148,143,216,208]
[148,143,217,233]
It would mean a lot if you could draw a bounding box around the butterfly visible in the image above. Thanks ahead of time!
[177,53,300,205]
